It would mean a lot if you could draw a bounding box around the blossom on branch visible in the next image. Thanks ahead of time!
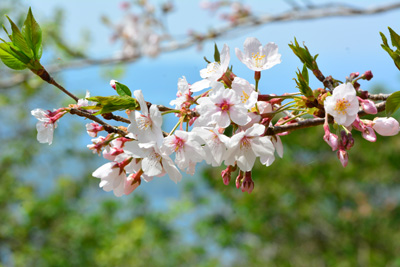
[235,37,281,71]
[324,83,359,127]
[31,108,67,145]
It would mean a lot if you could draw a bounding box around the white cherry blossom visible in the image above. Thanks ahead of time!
[324,83,359,127]
[191,44,230,92]
[235,37,281,71]
[128,90,163,145]
[124,141,182,183]
[225,123,275,171]
[231,77,258,109]
[92,161,129,197]
[162,130,205,175]
[196,82,251,128]
[31,108,66,145]
[192,127,230,166]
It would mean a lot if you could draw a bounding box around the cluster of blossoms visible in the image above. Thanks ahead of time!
[31,37,400,197]
[107,0,174,58]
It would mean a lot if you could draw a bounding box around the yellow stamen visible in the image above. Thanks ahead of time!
[334,98,351,115]
[251,52,266,68]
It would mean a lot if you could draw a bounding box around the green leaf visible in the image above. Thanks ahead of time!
[294,67,313,97]
[288,38,319,71]
[87,95,138,115]
[0,42,27,70]
[385,91,400,116]
[380,29,400,71]
[115,82,132,97]
[213,43,220,63]
[389,27,400,50]
[301,64,309,84]
[21,7,42,59]
[6,15,33,58]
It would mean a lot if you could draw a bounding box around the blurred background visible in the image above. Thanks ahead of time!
[1,0,400,266]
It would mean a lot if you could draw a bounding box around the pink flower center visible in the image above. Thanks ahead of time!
[218,100,231,112]
[173,136,185,152]
[334,98,350,115]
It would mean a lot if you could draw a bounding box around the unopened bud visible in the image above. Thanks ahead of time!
[373,117,400,136]
[358,97,377,114]
[362,70,373,81]
[240,171,254,193]
[337,149,348,167]
[362,126,376,142]
[110,79,117,90]
[235,171,244,189]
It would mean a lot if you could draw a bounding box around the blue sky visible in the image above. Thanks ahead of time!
[23,0,400,201]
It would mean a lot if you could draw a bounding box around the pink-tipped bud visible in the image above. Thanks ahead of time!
[373,117,400,136]
[340,130,348,147]
[110,79,117,90]
[362,126,376,142]
[346,134,355,149]
[358,97,377,114]
[235,172,244,189]
[337,149,348,167]
[363,70,373,81]
[124,171,142,195]
[221,167,232,185]
[350,72,359,79]
[323,124,339,151]
[352,115,365,132]
[240,171,254,194]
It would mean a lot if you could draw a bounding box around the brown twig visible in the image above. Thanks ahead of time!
[265,101,387,135]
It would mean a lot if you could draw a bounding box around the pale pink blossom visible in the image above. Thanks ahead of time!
[324,83,359,127]
[31,108,66,145]
[231,77,258,109]
[92,158,132,197]
[170,76,193,109]
[191,44,230,92]
[162,130,205,175]
[192,127,230,166]
[196,82,251,128]
[86,123,104,137]
[235,37,281,71]
[225,123,274,171]
[124,141,182,183]
[128,90,163,145]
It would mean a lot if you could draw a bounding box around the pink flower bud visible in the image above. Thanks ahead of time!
[363,70,373,81]
[337,149,348,167]
[373,117,400,136]
[358,97,377,114]
[221,167,232,185]
[240,171,254,194]
[350,72,359,79]
[110,79,117,90]
[323,124,338,151]
[124,171,142,195]
[235,172,244,189]
[362,126,376,142]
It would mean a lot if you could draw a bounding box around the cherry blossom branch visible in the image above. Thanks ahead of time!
[69,108,128,136]
[2,1,400,90]
[265,101,387,135]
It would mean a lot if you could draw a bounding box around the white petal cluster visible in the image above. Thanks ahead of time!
[235,37,282,71]
[324,83,359,127]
